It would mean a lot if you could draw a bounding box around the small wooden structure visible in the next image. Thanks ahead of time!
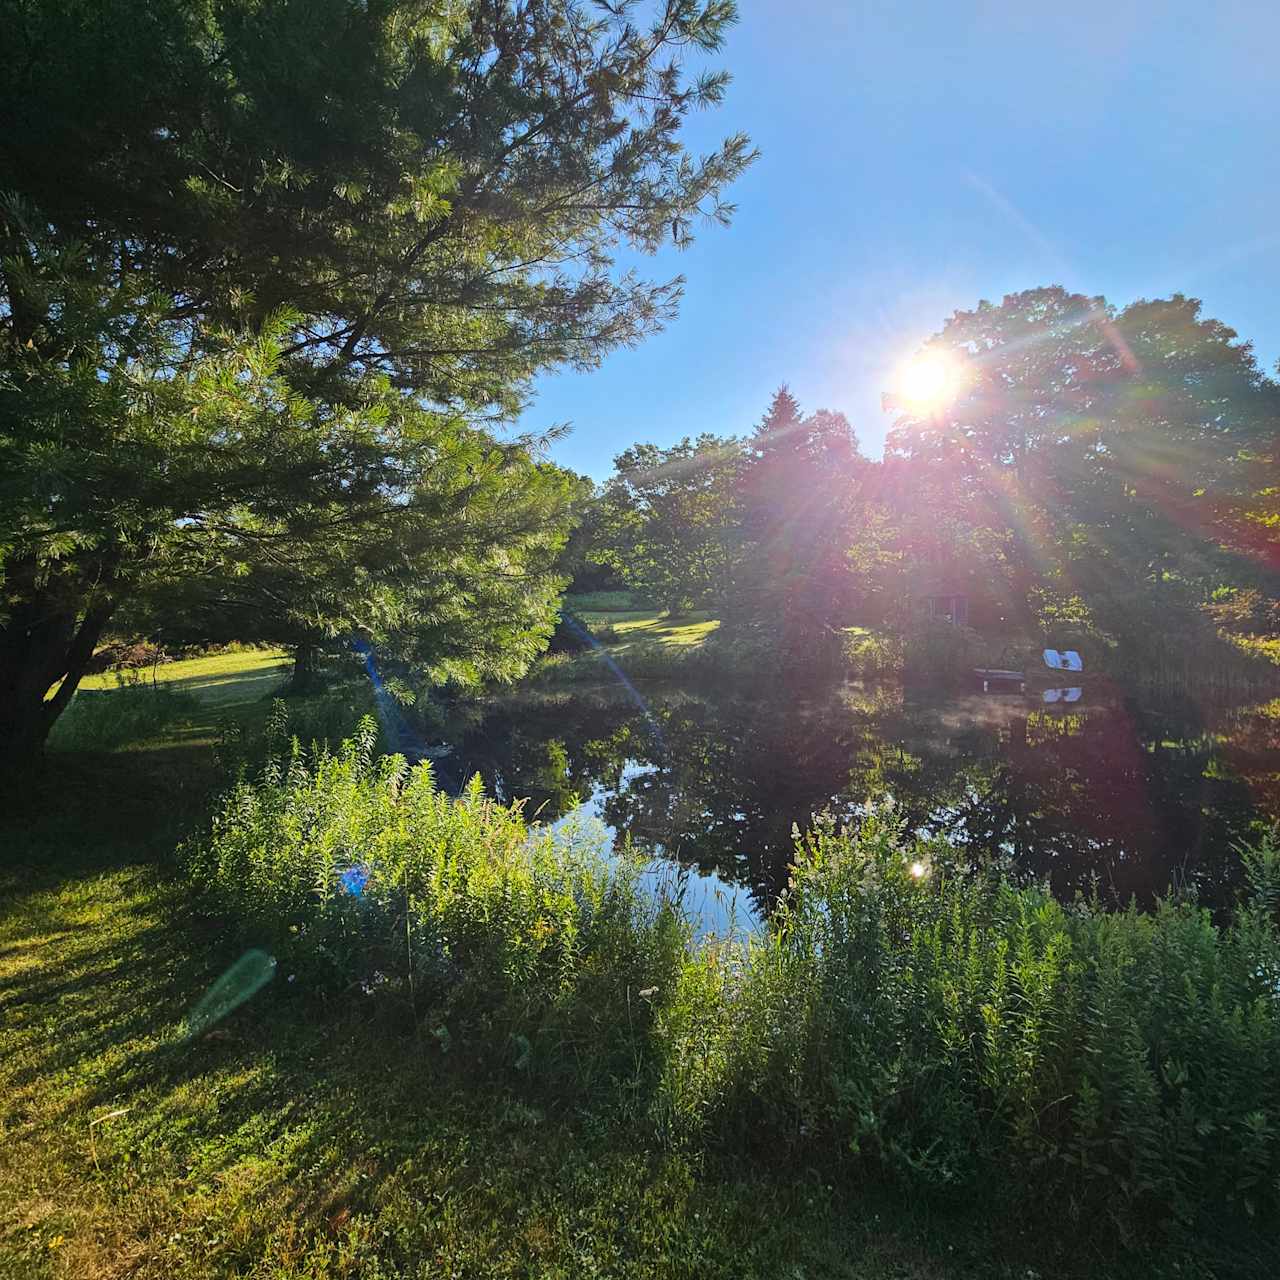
[925,592,969,626]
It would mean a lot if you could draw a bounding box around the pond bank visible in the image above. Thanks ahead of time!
[10,757,1253,1280]
[7,661,1279,1276]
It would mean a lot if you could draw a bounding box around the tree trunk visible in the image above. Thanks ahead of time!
[290,641,320,692]
[0,558,117,784]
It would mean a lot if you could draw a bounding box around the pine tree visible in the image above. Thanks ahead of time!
[0,0,754,773]
[727,388,865,662]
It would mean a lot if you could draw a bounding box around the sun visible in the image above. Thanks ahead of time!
[892,350,967,415]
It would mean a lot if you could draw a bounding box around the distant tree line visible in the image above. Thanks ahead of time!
[580,286,1280,670]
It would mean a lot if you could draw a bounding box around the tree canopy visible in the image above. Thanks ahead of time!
[885,286,1280,640]
[0,0,754,771]
[582,288,1279,678]
[594,434,743,611]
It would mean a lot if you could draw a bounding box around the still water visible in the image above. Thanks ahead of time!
[427,675,1280,922]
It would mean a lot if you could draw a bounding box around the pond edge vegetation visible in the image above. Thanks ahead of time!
[184,712,1280,1250]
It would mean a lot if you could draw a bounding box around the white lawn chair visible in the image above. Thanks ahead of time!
[1043,648,1084,672]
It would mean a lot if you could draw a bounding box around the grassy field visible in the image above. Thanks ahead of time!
[78,649,292,705]
[46,650,294,757]
[574,608,720,649]
[2,652,1270,1279]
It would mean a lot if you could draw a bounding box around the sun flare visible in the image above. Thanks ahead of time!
[894,351,967,415]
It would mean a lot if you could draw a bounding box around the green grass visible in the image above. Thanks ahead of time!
[578,609,720,648]
[78,648,292,705]
[564,590,650,612]
[47,650,294,756]
[534,610,721,685]
[190,728,1280,1248]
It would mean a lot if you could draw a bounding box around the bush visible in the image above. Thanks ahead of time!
[84,639,172,674]
[689,809,1280,1236]
[212,684,380,778]
[49,676,201,751]
[530,636,703,685]
[186,726,1280,1242]
[842,626,904,677]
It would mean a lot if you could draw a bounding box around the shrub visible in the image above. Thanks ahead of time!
[186,726,1280,1242]
[678,810,1280,1234]
[841,619,986,683]
[530,636,706,685]
[211,685,380,779]
[84,639,172,674]
[842,626,904,677]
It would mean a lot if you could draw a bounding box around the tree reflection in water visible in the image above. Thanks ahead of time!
[437,676,1280,918]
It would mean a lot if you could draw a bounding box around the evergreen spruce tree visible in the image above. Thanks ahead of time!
[728,388,864,662]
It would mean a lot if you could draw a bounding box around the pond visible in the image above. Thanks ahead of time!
[418,673,1280,924]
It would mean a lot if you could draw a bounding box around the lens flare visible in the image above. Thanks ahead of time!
[184,949,277,1040]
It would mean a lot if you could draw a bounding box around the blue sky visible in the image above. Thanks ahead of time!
[524,0,1280,479]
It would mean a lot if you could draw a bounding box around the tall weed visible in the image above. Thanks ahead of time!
[691,809,1280,1232]
[185,714,688,1090]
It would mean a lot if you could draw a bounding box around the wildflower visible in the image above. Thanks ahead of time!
[638,986,658,999]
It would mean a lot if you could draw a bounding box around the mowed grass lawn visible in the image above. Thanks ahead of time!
[576,609,720,649]
[47,650,294,758]
[78,649,292,706]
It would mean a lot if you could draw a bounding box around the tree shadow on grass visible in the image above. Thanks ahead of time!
[4,863,979,1280]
